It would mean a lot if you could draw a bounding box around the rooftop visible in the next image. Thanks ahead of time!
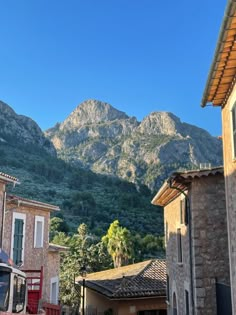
[0,172,19,185]
[76,259,166,299]
[202,0,236,107]
[152,166,223,206]
[7,194,60,212]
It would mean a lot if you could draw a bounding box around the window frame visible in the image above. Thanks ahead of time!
[11,213,26,266]
[34,216,45,248]
[50,276,59,305]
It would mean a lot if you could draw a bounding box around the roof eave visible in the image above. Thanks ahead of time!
[201,0,236,107]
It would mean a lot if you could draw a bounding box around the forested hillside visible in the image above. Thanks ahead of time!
[0,138,163,238]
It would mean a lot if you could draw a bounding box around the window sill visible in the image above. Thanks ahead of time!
[177,262,183,267]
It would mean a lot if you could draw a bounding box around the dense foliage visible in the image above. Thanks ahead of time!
[0,141,164,239]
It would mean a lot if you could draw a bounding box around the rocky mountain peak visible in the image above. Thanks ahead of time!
[138,111,182,136]
[61,100,129,130]
[0,100,56,155]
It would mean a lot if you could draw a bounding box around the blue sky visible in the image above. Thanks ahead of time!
[0,0,227,136]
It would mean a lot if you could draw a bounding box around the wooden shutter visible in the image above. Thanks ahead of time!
[13,219,24,265]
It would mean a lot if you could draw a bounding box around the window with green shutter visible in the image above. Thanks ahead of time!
[13,219,24,265]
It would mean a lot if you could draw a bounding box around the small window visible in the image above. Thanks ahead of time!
[165,221,169,246]
[173,292,178,315]
[185,290,190,315]
[166,274,170,302]
[177,228,183,263]
[34,216,44,248]
[180,198,186,224]
[50,277,59,305]
[232,102,236,159]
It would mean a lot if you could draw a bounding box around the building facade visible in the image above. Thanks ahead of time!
[0,171,65,307]
[152,167,230,315]
[201,1,236,313]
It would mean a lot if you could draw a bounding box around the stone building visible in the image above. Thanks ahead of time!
[201,0,236,313]
[0,171,66,309]
[152,167,230,315]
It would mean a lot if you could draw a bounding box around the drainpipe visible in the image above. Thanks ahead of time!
[0,190,6,249]
[168,178,195,315]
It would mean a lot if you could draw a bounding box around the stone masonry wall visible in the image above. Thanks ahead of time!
[165,172,229,315]
[222,84,236,315]
[191,174,229,315]
[164,193,191,315]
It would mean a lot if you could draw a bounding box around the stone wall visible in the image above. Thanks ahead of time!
[222,83,236,314]
[191,174,229,315]
[164,193,191,315]
[165,172,229,315]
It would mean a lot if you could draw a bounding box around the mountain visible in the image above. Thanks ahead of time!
[0,101,55,155]
[0,100,162,240]
[46,99,223,189]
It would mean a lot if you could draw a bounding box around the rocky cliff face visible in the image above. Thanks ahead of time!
[46,99,223,189]
[0,101,56,155]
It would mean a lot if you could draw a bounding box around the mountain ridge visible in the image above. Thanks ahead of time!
[45,99,222,189]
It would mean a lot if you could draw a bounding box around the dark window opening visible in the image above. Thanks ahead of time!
[177,228,182,263]
[0,271,10,311]
[12,275,26,313]
[185,290,190,315]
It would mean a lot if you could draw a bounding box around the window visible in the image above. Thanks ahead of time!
[50,277,59,305]
[185,290,190,315]
[232,102,236,159]
[173,292,178,315]
[166,274,170,302]
[12,276,26,313]
[34,216,44,248]
[11,213,26,265]
[180,197,188,225]
[165,221,169,246]
[0,271,10,311]
[180,198,185,224]
[177,228,182,263]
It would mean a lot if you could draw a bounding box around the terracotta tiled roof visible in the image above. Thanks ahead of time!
[152,166,223,206]
[7,194,60,211]
[77,259,166,299]
[0,172,19,184]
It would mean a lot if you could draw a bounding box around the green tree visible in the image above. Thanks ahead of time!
[49,217,69,240]
[102,220,133,268]
[52,223,111,308]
